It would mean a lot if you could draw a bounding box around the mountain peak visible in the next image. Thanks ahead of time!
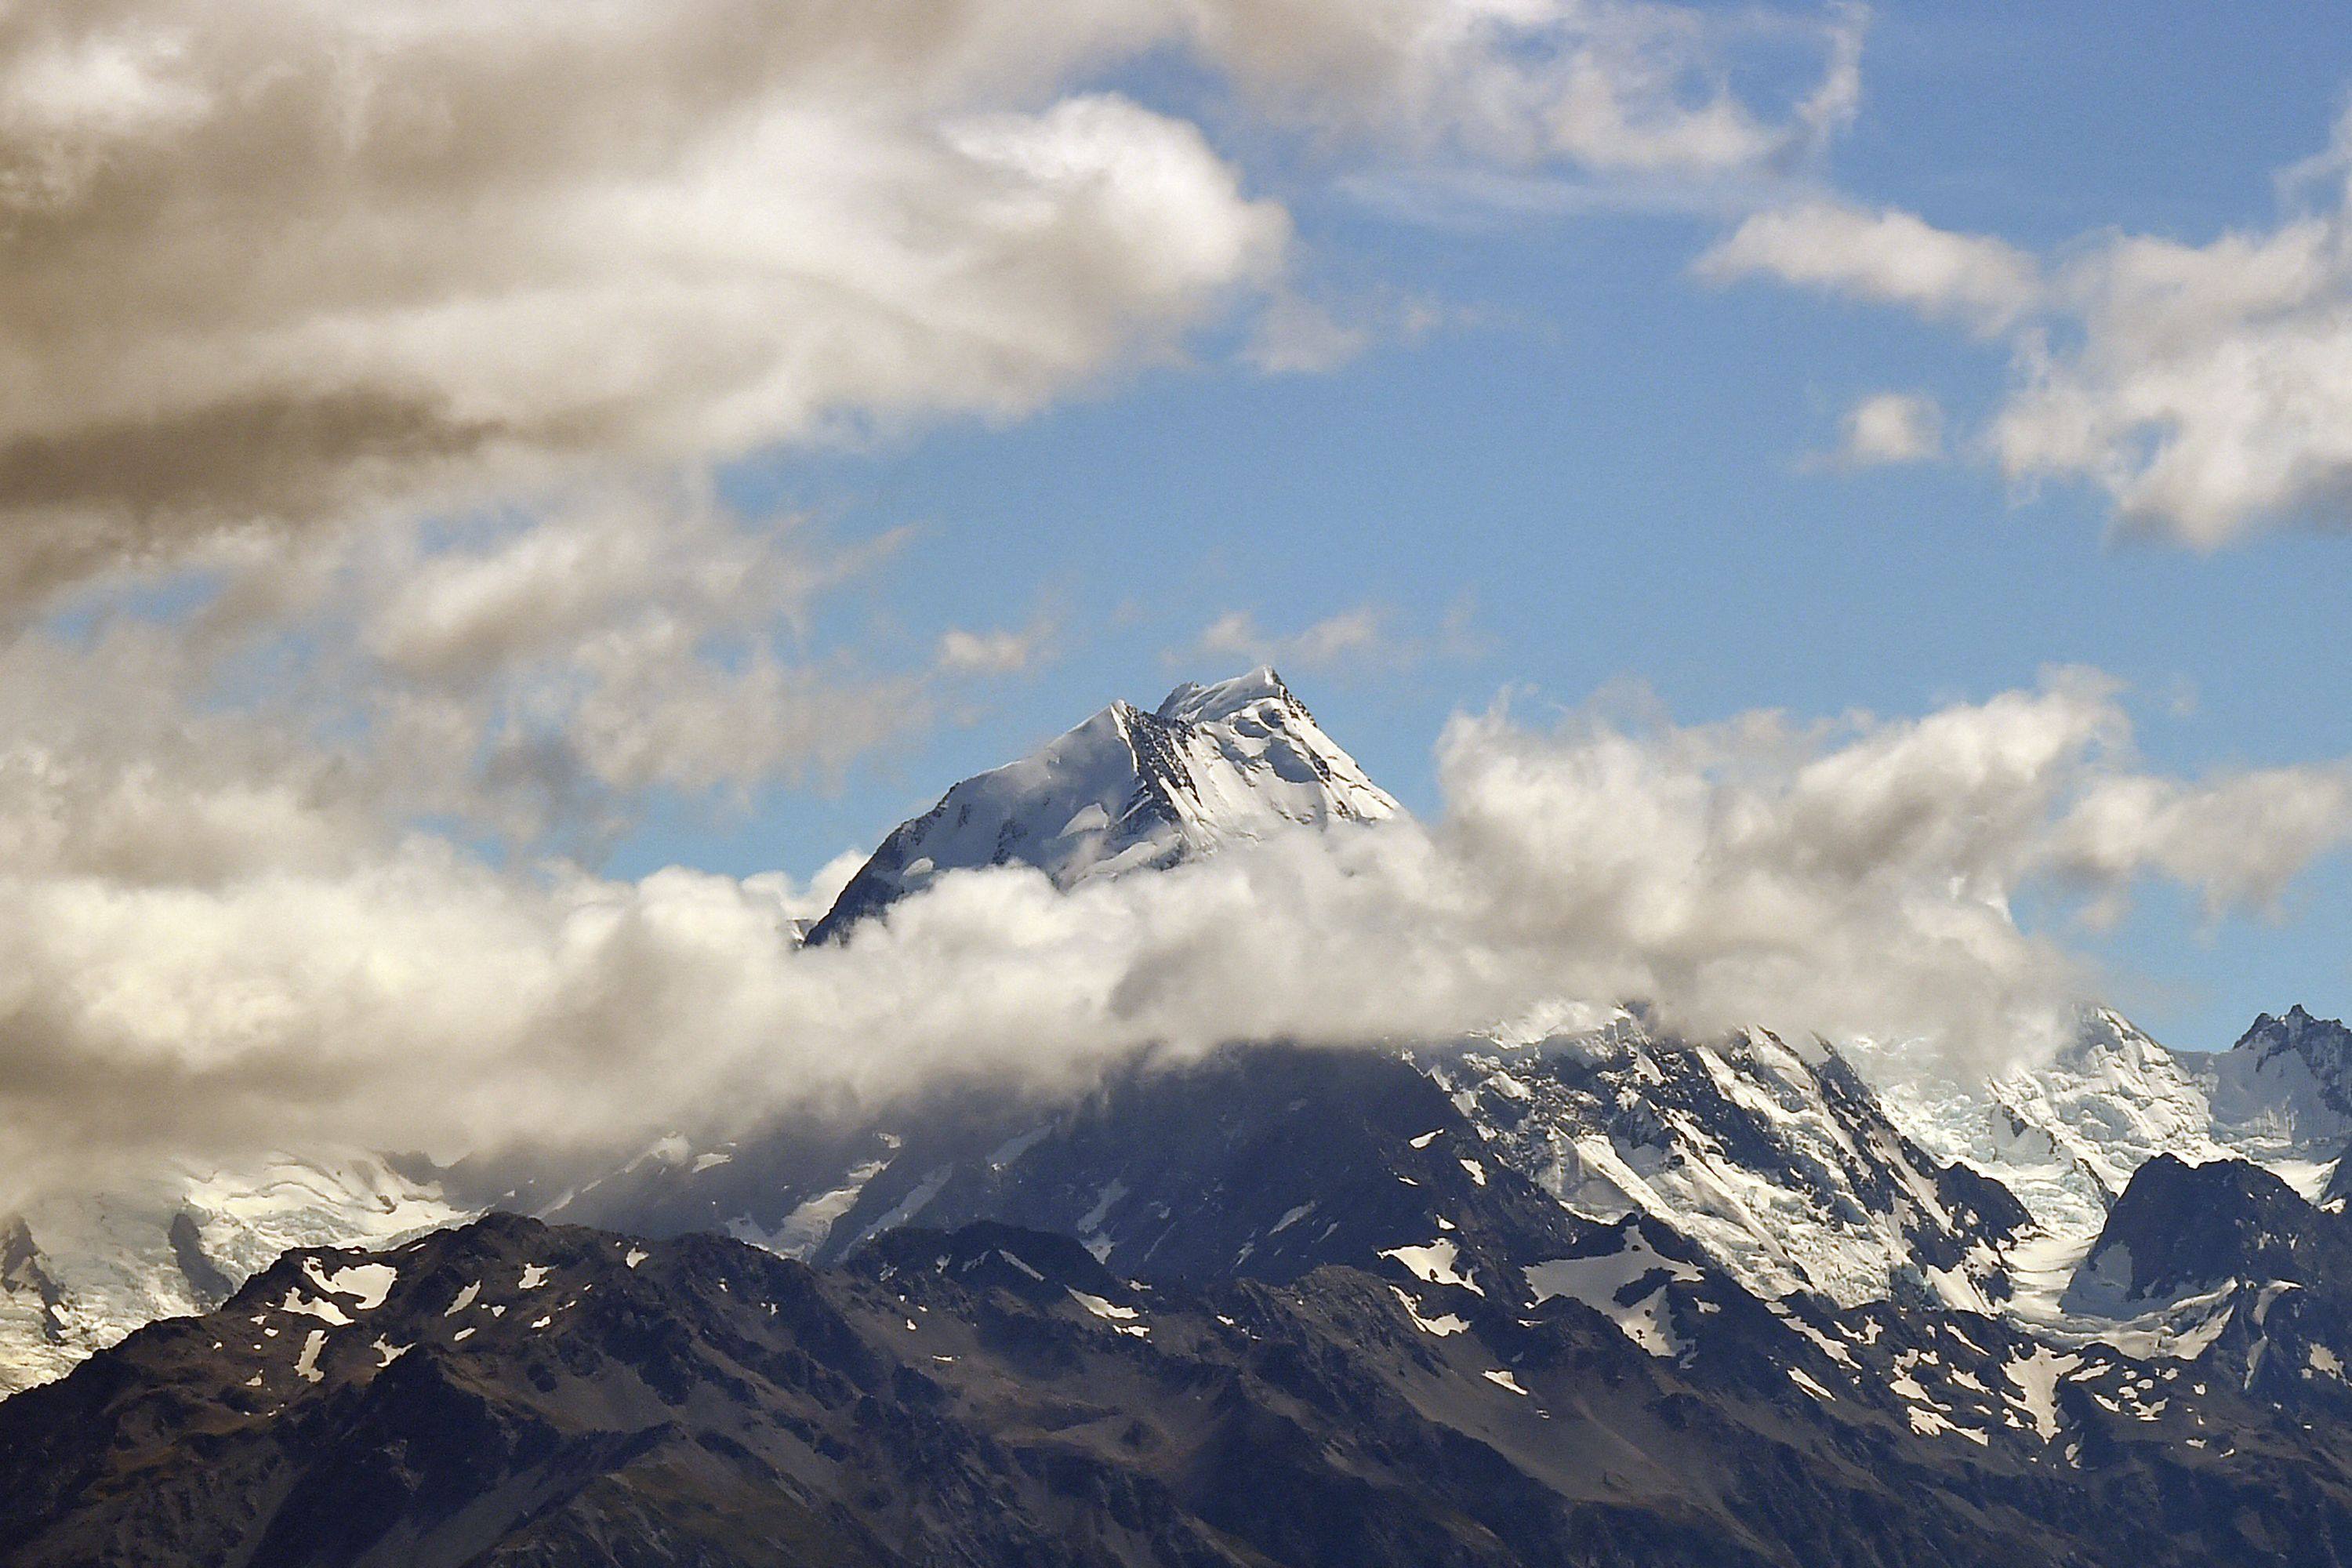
[2230,1004,2351,1062]
[2197,1005,2352,1163]
[805,671,1396,942]
[1154,665,1293,724]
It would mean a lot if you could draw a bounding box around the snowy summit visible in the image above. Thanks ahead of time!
[806,668,1397,942]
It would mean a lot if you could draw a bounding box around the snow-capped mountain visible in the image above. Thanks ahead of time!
[805,666,1396,942]
[1430,1017,2032,1312]
[619,675,2049,1318]
[23,682,2352,1558]
[0,1155,465,1398]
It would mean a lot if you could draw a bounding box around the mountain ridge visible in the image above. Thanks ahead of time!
[15,1207,2352,1566]
[8,672,2352,1425]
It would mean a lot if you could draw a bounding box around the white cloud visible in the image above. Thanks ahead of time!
[1185,605,1398,671]
[1696,200,2042,332]
[1201,0,1865,177]
[0,488,933,881]
[936,621,1056,677]
[1825,391,1944,468]
[1710,109,2352,545]
[2050,767,2352,924]
[0,4,1290,602]
[1994,192,2352,546]
[1243,293,1378,376]
[1181,598,1489,673]
[1242,288,1465,375]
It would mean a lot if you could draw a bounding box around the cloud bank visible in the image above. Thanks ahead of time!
[0,0,1864,606]
[7,670,2350,1206]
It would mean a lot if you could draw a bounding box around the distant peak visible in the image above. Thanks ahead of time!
[2230,1004,2352,1065]
[1155,666,1294,726]
[2241,1003,2338,1037]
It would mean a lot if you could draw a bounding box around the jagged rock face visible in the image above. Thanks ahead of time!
[12,1212,2352,1567]
[2056,1154,2352,1403]
[2070,1155,2352,1312]
[804,666,1396,943]
[1436,1020,2031,1311]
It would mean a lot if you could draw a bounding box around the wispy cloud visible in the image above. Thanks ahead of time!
[1696,200,2042,334]
[1700,107,2352,546]
[1815,391,1944,470]
[936,619,1058,677]
[1172,601,1484,675]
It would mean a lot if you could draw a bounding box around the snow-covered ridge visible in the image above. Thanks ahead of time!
[1858,1005,2352,1341]
[1861,1009,2237,1248]
[1434,1017,2031,1312]
[805,666,1397,942]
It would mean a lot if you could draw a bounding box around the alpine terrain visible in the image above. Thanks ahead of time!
[10,672,2352,1565]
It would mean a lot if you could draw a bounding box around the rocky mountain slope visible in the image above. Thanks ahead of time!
[14,1206,2352,1566]
[1428,1018,2033,1312]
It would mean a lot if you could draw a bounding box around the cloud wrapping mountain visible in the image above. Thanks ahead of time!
[5,669,2349,1213]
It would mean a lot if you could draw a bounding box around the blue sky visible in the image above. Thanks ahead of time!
[586,3,2352,1052]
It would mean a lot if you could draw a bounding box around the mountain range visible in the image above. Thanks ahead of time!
[9,670,2352,1563]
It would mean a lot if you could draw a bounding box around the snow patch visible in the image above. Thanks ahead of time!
[1381,1238,1485,1296]
[303,1258,396,1311]
[1389,1287,1468,1338]
[1788,1366,1838,1401]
